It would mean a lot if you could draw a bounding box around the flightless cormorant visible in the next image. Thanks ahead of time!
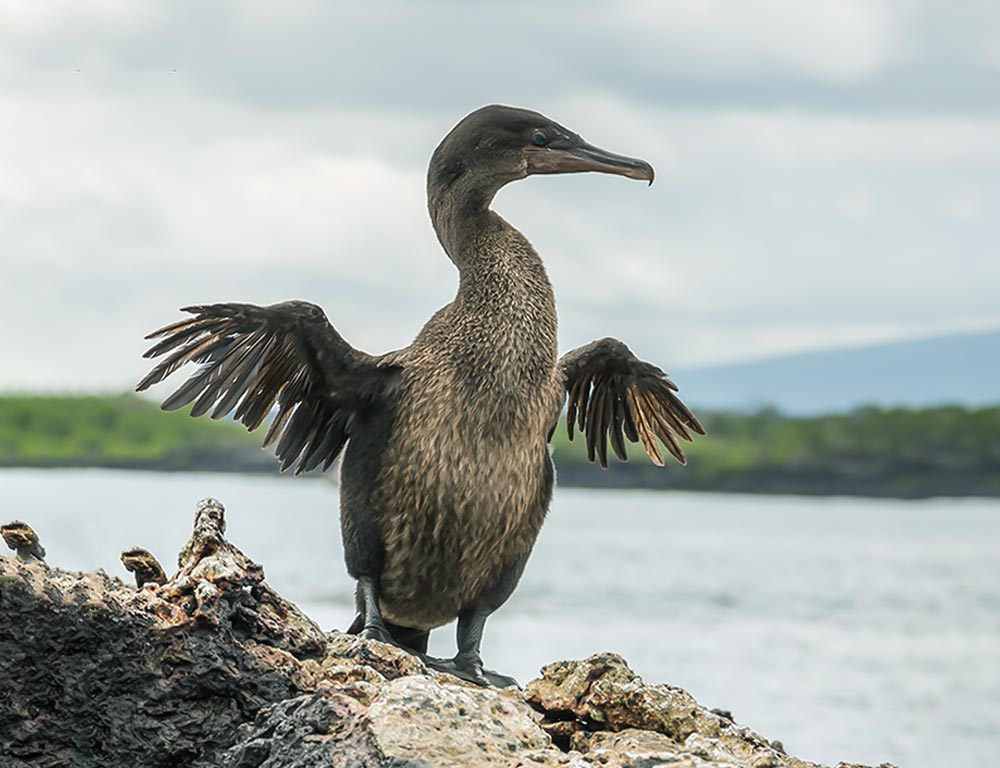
[137,105,705,687]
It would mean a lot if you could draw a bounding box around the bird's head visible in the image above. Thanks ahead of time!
[428,105,654,207]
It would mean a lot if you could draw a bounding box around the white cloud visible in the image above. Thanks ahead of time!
[944,189,984,221]
[0,2,998,390]
[618,0,897,82]
[0,0,156,33]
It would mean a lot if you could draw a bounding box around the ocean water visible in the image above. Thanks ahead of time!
[2,468,998,767]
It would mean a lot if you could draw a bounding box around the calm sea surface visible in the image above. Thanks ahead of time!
[2,468,998,767]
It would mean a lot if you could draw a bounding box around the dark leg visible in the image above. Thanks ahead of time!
[348,578,431,653]
[355,575,395,645]
[453,608,519,688]
[339,418,392,641]
[421,556,527,688]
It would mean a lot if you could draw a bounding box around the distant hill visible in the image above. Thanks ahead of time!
[674,330,1000,415]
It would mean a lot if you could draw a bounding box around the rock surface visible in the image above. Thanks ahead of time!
[0,498,895,768]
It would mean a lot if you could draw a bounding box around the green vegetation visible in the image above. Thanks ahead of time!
[0,394,269,472]
[552,405,1000,497]
[1,394,998,496]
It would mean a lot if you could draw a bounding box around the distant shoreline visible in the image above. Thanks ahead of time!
[3,394,998,500]
[3,460,997,500]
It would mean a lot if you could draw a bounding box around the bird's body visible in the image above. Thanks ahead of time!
[348,213,563,630]
[138,105,704,686]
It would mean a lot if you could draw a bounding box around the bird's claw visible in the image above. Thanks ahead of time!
[359,624,397,646]
[481,668,520,689]
[421,654,520,689]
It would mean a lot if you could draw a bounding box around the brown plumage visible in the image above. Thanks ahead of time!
[562,338,704,468]
[137,105,704,687]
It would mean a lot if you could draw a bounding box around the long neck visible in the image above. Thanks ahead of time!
[427,167,501,269]
[427,172,558,376]
[429,178,549,295]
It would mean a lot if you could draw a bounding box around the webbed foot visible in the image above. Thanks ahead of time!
[422,653,520,689]
[359,623,397,646]
[482,668,519,689]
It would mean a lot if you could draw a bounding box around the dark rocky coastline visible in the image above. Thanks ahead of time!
[1,499,895,767]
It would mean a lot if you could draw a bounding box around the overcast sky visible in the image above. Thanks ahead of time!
[1,0,997,391]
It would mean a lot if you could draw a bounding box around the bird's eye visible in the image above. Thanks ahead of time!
[532,130,547,146]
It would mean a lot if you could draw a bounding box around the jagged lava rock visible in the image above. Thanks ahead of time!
[0,499,895,768]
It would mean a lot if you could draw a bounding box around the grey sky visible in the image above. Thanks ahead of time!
[1,0,997,391]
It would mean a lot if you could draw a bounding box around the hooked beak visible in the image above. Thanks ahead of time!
[525,140,654,185]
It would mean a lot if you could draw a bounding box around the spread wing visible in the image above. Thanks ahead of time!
[136,301,395,475]
[559,337,705,468]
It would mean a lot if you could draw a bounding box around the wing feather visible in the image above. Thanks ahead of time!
[628,388,664,467]
[559,337,704,468]
[609,395,628,462]
[137,301,395,474]
[596,382,611,468]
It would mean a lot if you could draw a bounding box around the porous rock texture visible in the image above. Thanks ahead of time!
[0,498,895,768]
